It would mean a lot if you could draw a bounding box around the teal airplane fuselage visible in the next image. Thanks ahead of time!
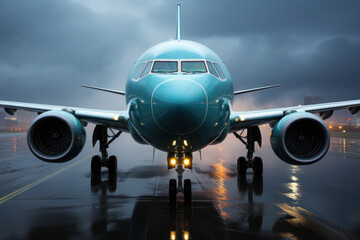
[126,40,233,153]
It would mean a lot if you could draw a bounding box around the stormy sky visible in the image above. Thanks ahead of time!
[0,0,360,112]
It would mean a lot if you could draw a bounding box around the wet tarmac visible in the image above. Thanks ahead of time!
[0,129,360,240]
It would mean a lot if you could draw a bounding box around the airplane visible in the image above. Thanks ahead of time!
[1,3,360,203]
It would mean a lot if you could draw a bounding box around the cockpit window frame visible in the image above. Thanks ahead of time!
[181,60,208,73]
[212,62,226,80]
[140,61,153,78]
[207,61,227,80]
[206,61,219,78]
[151,60,179,74]
[132,62,146,80]
[132,59,227,80]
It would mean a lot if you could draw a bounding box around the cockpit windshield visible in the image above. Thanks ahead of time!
[181,61,207,73]
[152,61,178,73]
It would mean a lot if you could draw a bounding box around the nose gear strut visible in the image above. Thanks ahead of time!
[168,153,192,204]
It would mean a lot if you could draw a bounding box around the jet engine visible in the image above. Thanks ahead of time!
[27,110,86,163]
[270,112,330,165]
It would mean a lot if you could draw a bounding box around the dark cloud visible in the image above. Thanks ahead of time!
[0,0,145,108]
[0,0,359,112]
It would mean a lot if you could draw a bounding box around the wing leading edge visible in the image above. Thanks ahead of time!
[0,100,129,132]
[229,99,360,133]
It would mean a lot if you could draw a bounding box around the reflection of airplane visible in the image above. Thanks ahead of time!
[1,3,360,203]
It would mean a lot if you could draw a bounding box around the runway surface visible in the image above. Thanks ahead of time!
[0,129,360,240]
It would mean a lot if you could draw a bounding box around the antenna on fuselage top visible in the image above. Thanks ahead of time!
[176,2,182,41]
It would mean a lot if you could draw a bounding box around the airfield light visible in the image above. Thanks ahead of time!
[329,125,332,129]
[343,130,346,133]
[214,122,218,127]
[339,126,343,129]
[183,231,189,240]
[172,140,177,146]
[183,140,188,146]
[170,231,176,240]
[170,158,177,166]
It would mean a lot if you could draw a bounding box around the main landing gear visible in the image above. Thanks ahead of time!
[168,153,192,204]
[91,125,122,175]
[234,126,263,176]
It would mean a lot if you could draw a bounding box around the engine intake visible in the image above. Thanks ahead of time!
[27,111,86,163]
[270,112,330,165]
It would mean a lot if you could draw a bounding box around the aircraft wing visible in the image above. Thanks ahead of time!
[0,100,129,132]
[229,99,360,133]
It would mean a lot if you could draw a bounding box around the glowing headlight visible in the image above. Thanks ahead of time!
[183,158,190,166]
[170,231,176,240]
[183,231,189,240]
[170,158,177,166]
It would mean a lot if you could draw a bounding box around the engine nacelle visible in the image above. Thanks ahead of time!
[27,110,86,163]
[270,112,330,165]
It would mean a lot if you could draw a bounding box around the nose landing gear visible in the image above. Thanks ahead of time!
[234,126,263,176]
[168,153,192,204]
[91,125,121,175]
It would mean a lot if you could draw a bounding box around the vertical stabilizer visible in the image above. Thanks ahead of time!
[176,3,182,41]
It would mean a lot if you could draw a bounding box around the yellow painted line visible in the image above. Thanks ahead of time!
[0,157,87,205]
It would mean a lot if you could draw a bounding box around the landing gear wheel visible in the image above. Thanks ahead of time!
[91,155,101,175]
[253,157,263,176]
[108,155,117,175]
[169,179,177,203]
[237,157,247,176]
[184,179,192,204]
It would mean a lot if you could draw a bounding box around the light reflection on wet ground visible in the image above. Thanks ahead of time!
[0,131,360,239]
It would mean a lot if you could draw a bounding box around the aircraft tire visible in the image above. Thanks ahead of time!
[184,179,192,204]
[108,155,118,175]
[169,179,177,203]
[91,155,101,175]
[237,157,247,176]
[253,157,263,176]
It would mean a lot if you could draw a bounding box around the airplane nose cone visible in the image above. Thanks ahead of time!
[151,79,208,135]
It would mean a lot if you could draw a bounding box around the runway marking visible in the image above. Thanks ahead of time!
[0,157,87,205]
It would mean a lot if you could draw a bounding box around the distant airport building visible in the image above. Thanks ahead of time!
[304,95,323,105]
[348,117,360,126]
[0,109,36,131]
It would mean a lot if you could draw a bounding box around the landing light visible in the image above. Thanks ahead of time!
[184,158,190,166]
[239,115,245,121]
[183,140,188,146]
[172,140,177,146]
[170,158,177,166]
[183,231,190,240]
[113,114,120,121]
[170,231,176,240]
